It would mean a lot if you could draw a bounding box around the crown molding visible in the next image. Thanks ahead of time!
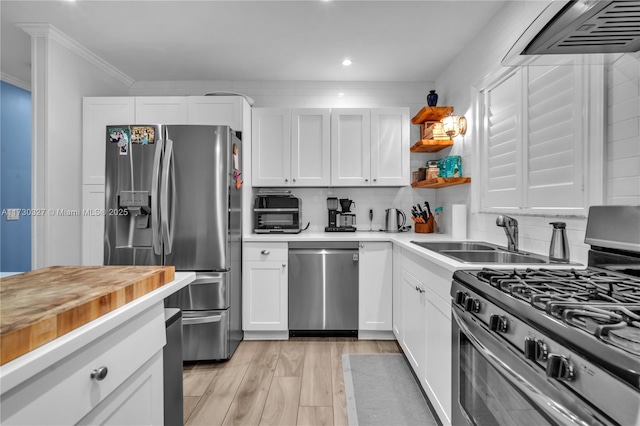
[1,73,31,92]
[16,23,135,87]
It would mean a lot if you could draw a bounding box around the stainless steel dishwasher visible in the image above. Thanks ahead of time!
[288,242,359,336]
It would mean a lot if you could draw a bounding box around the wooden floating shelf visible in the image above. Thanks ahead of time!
[410,139,453,153]
[411,177,471,189]
[411,106,454,124]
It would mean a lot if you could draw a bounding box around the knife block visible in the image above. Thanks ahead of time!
[415,216,434,233]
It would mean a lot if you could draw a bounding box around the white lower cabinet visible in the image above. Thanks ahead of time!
[242,242,288,334]
[358,242,392,332]
[394,248,452,426]
[1,304,165,425]
[399,269,426,377]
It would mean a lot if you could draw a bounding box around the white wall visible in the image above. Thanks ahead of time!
[25,26,131,268]
[131,80,438,232]
[434,2,640,265]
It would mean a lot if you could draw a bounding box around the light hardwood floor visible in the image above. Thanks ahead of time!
[182,339,402,426]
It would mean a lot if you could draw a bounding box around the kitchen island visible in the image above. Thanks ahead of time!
[0,266,195,425]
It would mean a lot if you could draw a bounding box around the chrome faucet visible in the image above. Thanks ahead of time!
[496,215,519,252]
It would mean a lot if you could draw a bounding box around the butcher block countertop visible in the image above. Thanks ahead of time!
[0,265,175,366]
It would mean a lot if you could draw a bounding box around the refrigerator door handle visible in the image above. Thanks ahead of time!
[161,138,176,255]
[151,137,163,255]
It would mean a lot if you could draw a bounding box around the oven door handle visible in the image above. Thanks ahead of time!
[453,309,605,426]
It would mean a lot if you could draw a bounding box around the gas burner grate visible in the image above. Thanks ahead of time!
[474,267,640,354]
[476,267,640,306]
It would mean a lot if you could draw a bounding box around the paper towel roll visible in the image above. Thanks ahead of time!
[451,204,467,239]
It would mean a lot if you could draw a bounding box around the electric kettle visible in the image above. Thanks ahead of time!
[385,208,406,233]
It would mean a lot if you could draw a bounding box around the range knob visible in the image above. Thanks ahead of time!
[464,296,481,313]
[546,354,575,381]
[524,337,548,361]
[455,291,467,306]
[489,314,509,333]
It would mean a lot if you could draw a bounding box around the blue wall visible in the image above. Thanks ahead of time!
[1,81,32,272]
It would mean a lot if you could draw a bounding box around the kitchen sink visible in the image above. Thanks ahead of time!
[411,240,551,264]
[410,241,497,251]
[439,250,548,264]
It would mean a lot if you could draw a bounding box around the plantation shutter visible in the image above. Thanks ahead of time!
[526,62,584,208]
[482,71,522,208]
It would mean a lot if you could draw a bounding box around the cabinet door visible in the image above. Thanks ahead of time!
[242,260,288,331]
[358,242,392,331]
[82,185,105,265]
[371,108,410,186]
[82,97,135,185]
[425,291,452,424]
[291,108,331,186]
[187,96,243,130]
[135,97,188,124]
[331,108,371,186]
[252,108,291,186]
[400,269,426,378]
[392,244,403,339]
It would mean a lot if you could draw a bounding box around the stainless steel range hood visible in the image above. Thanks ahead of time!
[503,0,640,66]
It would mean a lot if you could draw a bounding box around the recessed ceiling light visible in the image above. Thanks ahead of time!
[341,59,352,66]
[338,92,345,97]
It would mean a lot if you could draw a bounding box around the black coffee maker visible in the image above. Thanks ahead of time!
[325,197,356,232]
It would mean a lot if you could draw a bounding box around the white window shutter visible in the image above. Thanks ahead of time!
[482,71,522,209]
[526,61,584,209]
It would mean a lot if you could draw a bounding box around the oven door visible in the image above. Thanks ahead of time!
[451,306,613,426]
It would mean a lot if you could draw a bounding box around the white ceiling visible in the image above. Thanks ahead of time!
[1,0,509,86]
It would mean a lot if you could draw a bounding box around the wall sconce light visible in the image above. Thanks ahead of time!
[441,113,467,139]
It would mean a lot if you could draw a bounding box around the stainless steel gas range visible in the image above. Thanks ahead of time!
[451,206,640,426]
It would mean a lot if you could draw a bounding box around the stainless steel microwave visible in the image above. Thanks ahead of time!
[253,194,301,234]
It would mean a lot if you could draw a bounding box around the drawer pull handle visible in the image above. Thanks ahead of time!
[261,250,270,255]
[90,366,108,381]
[183,315,222,325]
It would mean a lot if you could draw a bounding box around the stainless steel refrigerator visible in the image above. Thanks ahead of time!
[104,124,243,361]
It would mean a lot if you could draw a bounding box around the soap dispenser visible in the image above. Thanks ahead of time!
[549,222,570,263]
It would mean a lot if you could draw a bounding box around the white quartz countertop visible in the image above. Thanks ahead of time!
[244,232,584,272]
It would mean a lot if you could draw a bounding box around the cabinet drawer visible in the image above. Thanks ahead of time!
[1,304,165,425]
[244,242,288,261]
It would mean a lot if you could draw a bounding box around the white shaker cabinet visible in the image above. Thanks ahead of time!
[134,96,188,124]
[330,108,371,186]
[291,108,331,186]
[252,108,331,187]
[252,108,291,186]
[394,248,452,425]
[358,242,392,333]
[399,268,426,379]
[242,243,289,337]
[331,108,409,186]
[187,96,245,131]
[370,108,410,186]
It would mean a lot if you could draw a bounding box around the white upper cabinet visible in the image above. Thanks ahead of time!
[291,108,331,186]
[252,108,331,187]
[252,108,291,186]
[187,96,244,130]
[82,97,135,185]
[331,108,409,187]
[331,108,371,186]
[252,107,409,187]
[371,108,410,186]
[135,96,188,124]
